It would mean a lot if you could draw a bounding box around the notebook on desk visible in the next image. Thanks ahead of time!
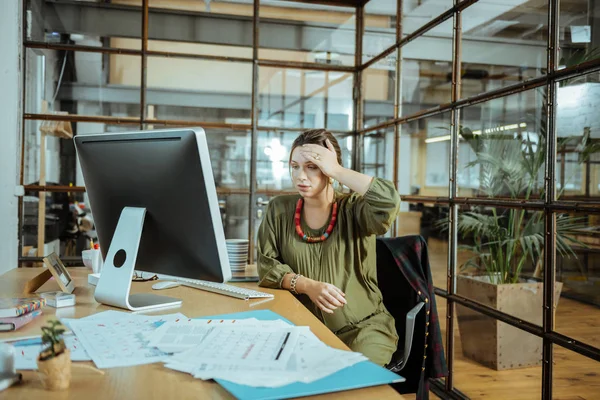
[197,310,404,400]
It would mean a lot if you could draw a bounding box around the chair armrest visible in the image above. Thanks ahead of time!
[389,301,425,373]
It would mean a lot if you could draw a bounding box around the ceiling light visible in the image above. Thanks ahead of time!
[426,123,528,143]
[425,135,451,143]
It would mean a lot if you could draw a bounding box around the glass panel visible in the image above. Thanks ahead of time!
[556,211,600,348]
[363,0,396,64]
[460,62,541,100]
[27,0,142,49]
[148,41,252,59]
[400,202,450,285]
[362,128,395,182]
[256,130,353,192]
[21,121,133,263]
[149,0,250,16]
[260,49,354,68]
[453,309,542,398]
[398,112,452,197]
[23,121,133,187]
[363,0,454,56]
[553,345,600,397]
[220,194,250,241]
[258,68,353,131]
[146,57,252,124]
[20,191,78,264]
[258,1,355,66]
[556,151,585,197]
[400,35,453,117]
[559,0,600,69]
[336,133,354,173]
[257,130,298,192]
[363,59,395,129]
[460,1,547,95]
[402,0,453,37]
[459,88,546,199]
[101,38,252,60]
[25,49,142,118]
[207,129,251,190]
[147,0,253,58]
[556,71,600,201]
[456,207,545,326]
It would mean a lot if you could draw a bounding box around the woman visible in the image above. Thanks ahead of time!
[257,129,401,367]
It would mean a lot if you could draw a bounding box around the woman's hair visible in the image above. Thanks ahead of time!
[288,129,343,166]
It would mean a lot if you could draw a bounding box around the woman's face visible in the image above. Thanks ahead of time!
[290,146,328,199]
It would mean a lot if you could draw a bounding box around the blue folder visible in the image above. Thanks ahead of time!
[196,310,404,400]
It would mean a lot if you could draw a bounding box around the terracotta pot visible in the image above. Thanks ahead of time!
[37,348,71,390]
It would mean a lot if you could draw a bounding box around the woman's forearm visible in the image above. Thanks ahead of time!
[329,166,373,196]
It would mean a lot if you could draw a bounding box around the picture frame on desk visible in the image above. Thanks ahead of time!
[42,253,75,294]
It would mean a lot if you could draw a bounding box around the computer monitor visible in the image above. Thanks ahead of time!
[74,128,231,311]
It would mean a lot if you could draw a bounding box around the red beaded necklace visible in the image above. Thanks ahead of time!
[294,198,338,243]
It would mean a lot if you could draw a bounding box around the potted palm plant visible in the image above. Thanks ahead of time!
[451,124,587,370]
[36,319,71,390]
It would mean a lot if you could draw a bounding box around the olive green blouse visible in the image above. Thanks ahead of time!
[257,177,401,365]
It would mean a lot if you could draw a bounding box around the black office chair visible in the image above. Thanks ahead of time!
[376,237,429,395]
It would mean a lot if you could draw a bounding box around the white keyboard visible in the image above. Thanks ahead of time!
[175,277,274,300]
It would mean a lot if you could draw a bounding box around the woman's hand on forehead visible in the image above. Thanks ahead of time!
[299,140,341,177]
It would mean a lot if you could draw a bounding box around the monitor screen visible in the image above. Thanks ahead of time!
[74,128,231,284]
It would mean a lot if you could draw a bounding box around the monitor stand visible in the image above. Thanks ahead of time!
[94,207,182,311]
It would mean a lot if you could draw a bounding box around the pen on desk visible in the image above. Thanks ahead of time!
[275,332,290,360]
[0,332,75,345]
[248,297,274,308]
[0,335,41,343]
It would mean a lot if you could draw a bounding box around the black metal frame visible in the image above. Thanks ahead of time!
[17,0,600,398]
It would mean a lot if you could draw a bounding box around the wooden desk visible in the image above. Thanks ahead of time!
[0,268,404,400]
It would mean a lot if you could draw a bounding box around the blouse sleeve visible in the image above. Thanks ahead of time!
[256,199,295,288]
[350,177,401,236]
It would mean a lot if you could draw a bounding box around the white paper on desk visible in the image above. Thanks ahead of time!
[60,310,148,330]
[147,318,290,353]
[296,347,367,384]
[147,318,259,353]
[179,328,367,388]
[292,329,367,381]
[68,312,187,369]
[13,335,92,370]
[170,325,301,371]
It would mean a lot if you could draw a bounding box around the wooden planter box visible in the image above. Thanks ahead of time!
[456,275,563,370]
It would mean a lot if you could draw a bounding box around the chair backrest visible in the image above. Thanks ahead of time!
[376,238,417,355]
[376,236,428,394]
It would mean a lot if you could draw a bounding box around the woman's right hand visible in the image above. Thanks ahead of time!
[302,278,347,314]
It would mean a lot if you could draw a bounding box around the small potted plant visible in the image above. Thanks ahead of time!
[36,319,71,390]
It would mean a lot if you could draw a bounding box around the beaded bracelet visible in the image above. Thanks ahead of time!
[290,274,302,295]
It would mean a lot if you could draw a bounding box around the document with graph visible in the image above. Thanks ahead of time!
[67,311,187,369]
[168,326,302,369]
[146,318,290,353]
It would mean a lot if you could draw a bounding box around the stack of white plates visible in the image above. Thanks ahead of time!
[226,239,249,272]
